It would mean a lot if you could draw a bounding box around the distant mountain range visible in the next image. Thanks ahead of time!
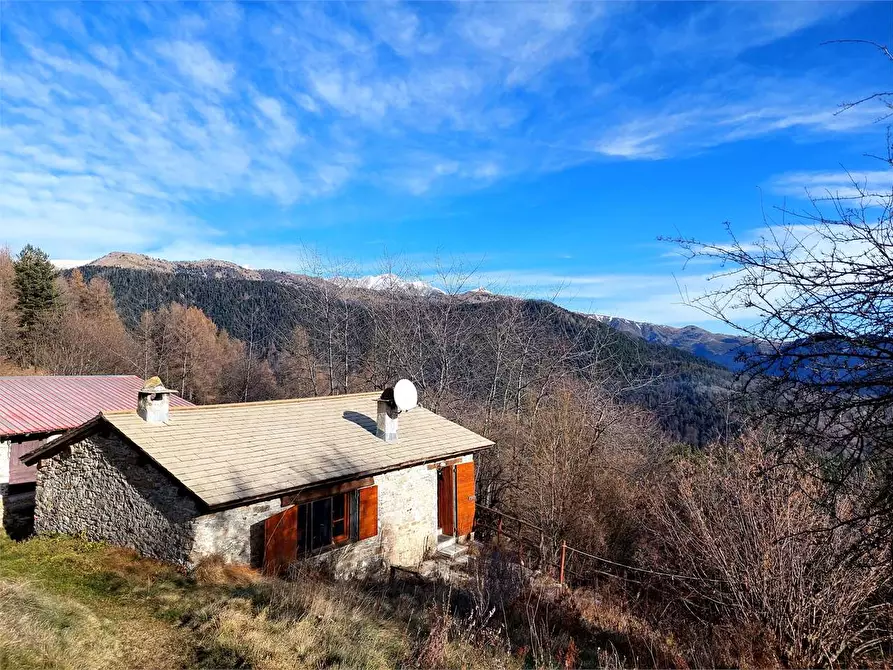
[68,252,741,445]
[87,253,471,299]
[589,315,757,371]
[83,252,751,372]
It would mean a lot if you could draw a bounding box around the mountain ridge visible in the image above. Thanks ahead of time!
[589,314,756,371]
[80,251,749,370]
[72,254,736,445]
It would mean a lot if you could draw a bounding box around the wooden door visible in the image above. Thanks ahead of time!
[263,505,298,575]
[437,467,454,535]
[455,462,476,537]
[9,438,41,485]
[357,486,379,540]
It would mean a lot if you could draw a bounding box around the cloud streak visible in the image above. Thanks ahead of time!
[0,0,885,324]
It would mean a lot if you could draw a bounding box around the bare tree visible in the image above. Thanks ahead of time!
[292,248,363,396]
[650,433,892,667]
[279,325,322,397]
[667,42,893,547]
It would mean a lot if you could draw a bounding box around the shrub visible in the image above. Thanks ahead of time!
[647,432,893,667]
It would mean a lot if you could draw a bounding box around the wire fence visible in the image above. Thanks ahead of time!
[475,503,723,588]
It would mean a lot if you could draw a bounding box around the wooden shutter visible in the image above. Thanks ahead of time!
[455,462,476,536]
[357,485,379,540]
[263,505,298,576]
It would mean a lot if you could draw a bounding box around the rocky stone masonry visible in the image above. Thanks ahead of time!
[35,431,473,574]
[310,455,473,579]
[192,498,284,565]
[35,434,199,564]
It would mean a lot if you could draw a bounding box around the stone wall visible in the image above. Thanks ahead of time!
[35,429,474,576]
[35,434,199,564]
[307,455,473,579]
[192,498,283,566]
[376,461,440,565]
[306,462,439,579]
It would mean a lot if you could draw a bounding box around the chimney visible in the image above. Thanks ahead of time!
[137,376,178,424]
[376,388,399,443]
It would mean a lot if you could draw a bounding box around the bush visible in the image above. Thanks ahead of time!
[647,432,893,667]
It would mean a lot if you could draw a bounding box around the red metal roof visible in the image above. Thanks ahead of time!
[0,375,194,438]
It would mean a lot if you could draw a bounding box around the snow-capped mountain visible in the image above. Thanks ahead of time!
[339,273,446,296]
[80,252,750,371]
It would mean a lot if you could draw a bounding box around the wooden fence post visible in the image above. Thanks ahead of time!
[518,519,523,565]
[559,540,566,585]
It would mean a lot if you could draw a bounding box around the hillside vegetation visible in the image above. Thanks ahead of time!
[0,534,690,670]
[5,240,893,668]
[75,262,734,445]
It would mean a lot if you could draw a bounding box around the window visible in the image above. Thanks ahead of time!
[297,492,352,555]
[264,484,379,572]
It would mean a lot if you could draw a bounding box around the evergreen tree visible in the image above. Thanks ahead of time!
[13,244,59,364]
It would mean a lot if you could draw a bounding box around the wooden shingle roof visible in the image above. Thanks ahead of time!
[48,392,492,509]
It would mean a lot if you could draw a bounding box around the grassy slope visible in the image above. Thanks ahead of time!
[0,535,518,670]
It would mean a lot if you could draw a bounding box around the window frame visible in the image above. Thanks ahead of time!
[297,490,357,556]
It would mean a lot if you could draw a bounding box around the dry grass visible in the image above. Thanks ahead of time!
[0,535,526,669]
[5,533,768,669]
[185,574,415,670]
[0,580,121,670]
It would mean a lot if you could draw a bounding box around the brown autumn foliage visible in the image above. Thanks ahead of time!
[53,270,139,375]
[3,268,139,375]
[646,433,893,667]
[0,247,890,667]
[0,247,16,361]
[471,379,668,575]
[139,303,233,404]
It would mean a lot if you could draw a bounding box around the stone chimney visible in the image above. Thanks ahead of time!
[137,376,178,424]
[376,388,399,443]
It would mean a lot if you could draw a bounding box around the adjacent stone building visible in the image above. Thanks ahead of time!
[0,375,193,539]
[22,382,492,576]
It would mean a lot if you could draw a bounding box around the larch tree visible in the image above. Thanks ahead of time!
[54,270,137,375]
[278,325,322,397]
[0,247,16,361]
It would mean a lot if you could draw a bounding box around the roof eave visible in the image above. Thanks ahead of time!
[1,429,61,442]
[19,416,105,465]
[20,412,210,512]
[204,440,495,512]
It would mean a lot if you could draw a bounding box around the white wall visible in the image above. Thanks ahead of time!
[0,440,9,487]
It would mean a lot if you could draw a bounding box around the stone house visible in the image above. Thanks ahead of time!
[22,382,493,576]
[0,375,193,538]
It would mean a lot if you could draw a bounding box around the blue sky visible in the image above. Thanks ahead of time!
[1,1,890,328]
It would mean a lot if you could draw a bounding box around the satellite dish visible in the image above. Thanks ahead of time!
[393,379,418,412]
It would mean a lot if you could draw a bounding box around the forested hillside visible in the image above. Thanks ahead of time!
[75,263,734,445]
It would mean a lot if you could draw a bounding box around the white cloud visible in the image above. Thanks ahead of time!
[770,169,892,201]
[254,94,302,153]
[589,85,887,160]
[155,40,235,92]
[51,259,92,270]
[461,267,738,327]
[0,1,884,273]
